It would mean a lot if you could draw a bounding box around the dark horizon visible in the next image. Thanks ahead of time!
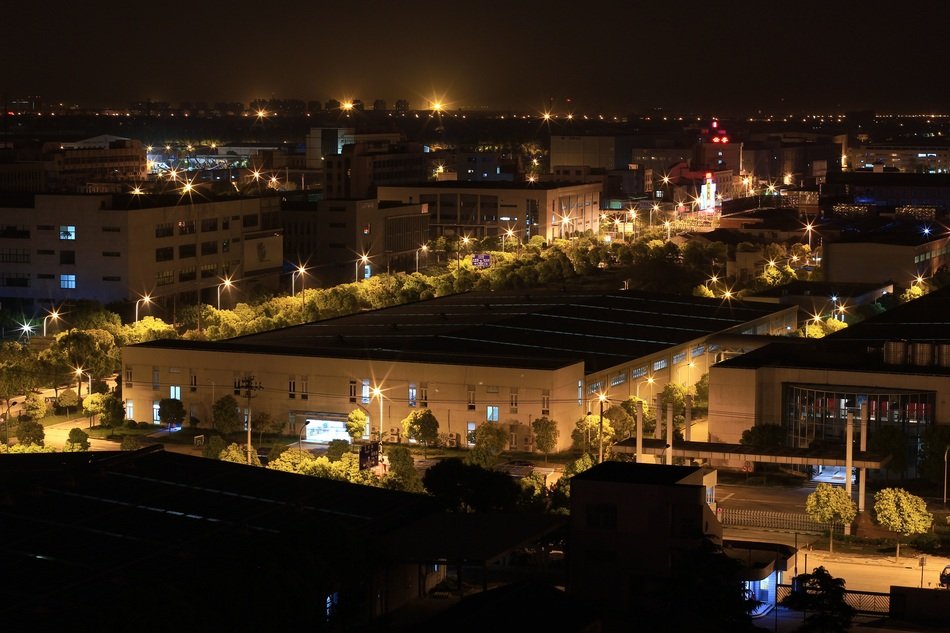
[4,2,947,115]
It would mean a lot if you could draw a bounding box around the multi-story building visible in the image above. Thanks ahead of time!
[281,198,429,285]
[377,181,602,242]
[41,135,147,191]
[0,192,282,307]
[847,141,950,173]
[323,140,429,199]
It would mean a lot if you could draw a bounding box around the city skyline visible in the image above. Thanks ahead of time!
[4,2,946,115]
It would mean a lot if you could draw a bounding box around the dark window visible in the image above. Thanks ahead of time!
[102,251,120,257]
[179,267,196,282]
[155,223,174,238]
[179,244,196,258]
[201,218,218,232]
[155,247,174,262]
[102,226,121,233]
[59,250,75,265]
[201,240,217,255]
[102,276,121,281]
[243,214,259,227]
[177,220,196,235]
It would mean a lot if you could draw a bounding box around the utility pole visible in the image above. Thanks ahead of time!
[240,375,263,465]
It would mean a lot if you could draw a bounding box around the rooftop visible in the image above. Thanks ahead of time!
[133,289,792,374]
[571,461,705,486]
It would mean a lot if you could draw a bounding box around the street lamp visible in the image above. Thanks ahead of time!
[355,254,370,282]
[416,245,428,272]
[371,385,384,444]
[293,265,307,309]
[135,294,152,322]
[664,220,672,241]
[597,392,608,464]
[636,376,655,403]
[456,236,470,268]
[74,366,92,399]
[804,221,814,250]
[217,277,234,310]
[43,309,60,336]
[686,361,695,393]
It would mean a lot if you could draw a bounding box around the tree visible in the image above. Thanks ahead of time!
[401,409,440,458]
[47,328,117,395]
[326,439,350,462]
[201,435,227,459]
[694,373,710,408]
[345,408,368,443]
[64,427,90,452]
[83,393,107,427]
[253,410,282,445]
[422,458,520,512]
[100,394,126,429]
[219,442,261,466]
[531,417,559,462]
[212,395,241,435]
[120,435,141,451]
[805,483,856,553]
[467,422,509,468]
[22,393,47,421]
[659,382,688,411]
[918,425,950,485]
[873,488,933,559]
[0,341,36,422]
[781,566,855,633]
[740,424,785,449]
[383,445,424,493]
[157,398,185,432]
[16,419,45,446]
[551,453,595,511]
[268,447,318,474]
[57,389,79,417]
[570,413,615,456]
[620,396,656,436]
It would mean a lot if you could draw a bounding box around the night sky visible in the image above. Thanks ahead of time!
[4,1,946,114]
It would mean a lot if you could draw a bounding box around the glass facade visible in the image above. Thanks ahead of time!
[783,384,935,475]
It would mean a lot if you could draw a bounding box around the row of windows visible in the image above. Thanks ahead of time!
[154,216,241,238]
[155,240,231,262]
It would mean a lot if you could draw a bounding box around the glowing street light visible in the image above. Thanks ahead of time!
[43,309,60,336]
[456,236,470,268]
[292,265,307,309]
[371,385,385,443]
[415,245,428,272]
[74,366,92,399]
[217,277,234,310]
[355,254,370,282]
[804,222,814,250]
[597,392,608,464]
[135,294,152,322]
[664,220,672,241]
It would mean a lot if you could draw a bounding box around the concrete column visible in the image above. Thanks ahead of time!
[859,403,868,513]
[636,401,643,463]
[665,405,674,465]
[845,411,854,536]
[653,396,661,439]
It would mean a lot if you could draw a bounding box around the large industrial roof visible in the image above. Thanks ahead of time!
[717,285,950,374]
[134,289,792,374]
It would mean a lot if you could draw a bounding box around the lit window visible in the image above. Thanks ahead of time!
[487,405,499,422]
[361,378,370,404]
[169,385,180,400]
[59,274,76,289]
[125,399,134,420]
[408,384,417,407]
[59,225,76,240]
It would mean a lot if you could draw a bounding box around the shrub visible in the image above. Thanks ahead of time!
[120,435,141,451]
[137,421,152,429]
[126,419,139,429]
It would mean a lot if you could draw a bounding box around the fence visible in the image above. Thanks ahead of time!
[777,584,889,615]
[720,508,843,535]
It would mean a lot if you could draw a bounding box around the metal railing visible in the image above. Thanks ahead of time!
[777,584,889,615]
[720,508,842,535]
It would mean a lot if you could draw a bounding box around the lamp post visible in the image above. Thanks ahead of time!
[372,385,384,444]
[686,361,695,394]
[217,277,233,310]
[664,220,672,241]
[74,367,92,399]
[415,245,428,272]
[636,376,655,405]
[135,294,152,322]
[355,255,370,282]
[293,265,307,310]
[456,236,470,269]
[43,309,60,336]
[597,392,608,464]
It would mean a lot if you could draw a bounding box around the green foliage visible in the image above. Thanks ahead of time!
[899,284,925,303]
[805,483,856,552]
[660,382,688,411]
[740,424,785,449]
[868,426,908,477]
[158,398,185,430]
[16,419,45,446]
[345,408,368,443]
[400,408,440,457]
[873,488,933,558]
[782,566,855,633]
[212,395,241,434]
[919,425,950,484]
[252,410,282,443]
[48,328,118,390]
[693,284,715,298]
[57,388,79,414]
[64,427,90,452]
[383,445,424,493]
[120,435,141,451]
[620,396,656,436]
[268,447,318,474]
[326,439,350,462]
[83,392,107,424]
[531,416,559,460]
[201,435,227,459]
[219,442,260,465]
[422,458,521,512]
[570,413,615,456]
[22,392,47,421]
[467,422,510,467]
[0,442,56,454]
[604,404,633,439]
[694,373,709,407]
[0,342,38,419]
[121,316,178,345]
[551,453,594,511]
